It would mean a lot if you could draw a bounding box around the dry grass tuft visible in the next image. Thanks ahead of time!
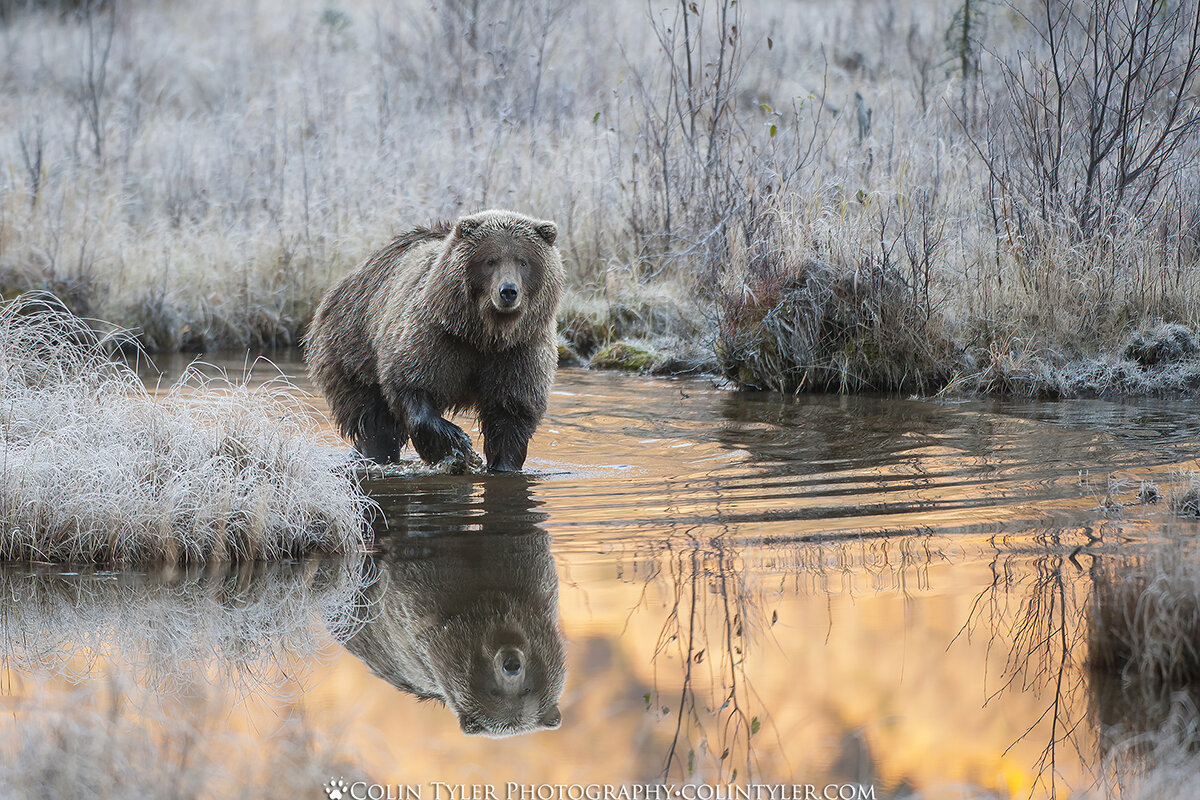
[0,293,372,564]
[1125,323,1200,368]
[1074,545,1200,800]
[1137,481,1162,505]
[718,260,960,394]
[1169,473,1200,519]
[1087,686,1200,800]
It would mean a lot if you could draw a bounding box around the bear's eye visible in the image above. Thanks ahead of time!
[518,258,528,268]
[486,258,498,268]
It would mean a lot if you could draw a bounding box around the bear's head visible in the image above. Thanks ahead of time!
[448,210,563,341]
[441,619,565,738]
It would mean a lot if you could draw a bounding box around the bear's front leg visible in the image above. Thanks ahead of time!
[401,390,476,469]
[480,400,539,472]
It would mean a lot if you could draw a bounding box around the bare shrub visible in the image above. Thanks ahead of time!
[0,293,372,564]
[981,0,1200,240]
[626,0,967,391]
[617,0,756,288]
[418,0,572,125]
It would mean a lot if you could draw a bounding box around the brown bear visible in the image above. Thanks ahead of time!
[342,478,565,737]
[306,209,564,471]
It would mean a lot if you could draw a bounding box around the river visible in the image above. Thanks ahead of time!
[4,354,1200,798]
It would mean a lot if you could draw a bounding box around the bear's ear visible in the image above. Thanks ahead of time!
[456,218,481,239]
[534,220,557,245]
[539,705,562,729]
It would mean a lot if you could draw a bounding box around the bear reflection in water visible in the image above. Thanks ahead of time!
[343,475,565,737]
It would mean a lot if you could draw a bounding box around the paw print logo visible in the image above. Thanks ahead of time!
[325,777,350,800]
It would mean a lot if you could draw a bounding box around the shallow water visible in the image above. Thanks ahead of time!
[5,353,1200,798]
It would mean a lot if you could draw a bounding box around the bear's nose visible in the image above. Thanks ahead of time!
[500,649,523,676]
[499,282,519,306]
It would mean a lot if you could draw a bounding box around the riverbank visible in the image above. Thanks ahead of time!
[557,292,1200,399]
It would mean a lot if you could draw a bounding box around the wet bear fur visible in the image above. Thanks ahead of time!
[305,209,564,471]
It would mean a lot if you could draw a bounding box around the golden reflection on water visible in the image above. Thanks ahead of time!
[284,539,1089,795]
[4,356,1200,797]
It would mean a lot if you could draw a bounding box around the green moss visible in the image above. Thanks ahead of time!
[589,342,661,373]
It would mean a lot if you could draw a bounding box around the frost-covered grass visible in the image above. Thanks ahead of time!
[0,293,372,564]
[1,0,1198,395]
[1169,472,1200,519]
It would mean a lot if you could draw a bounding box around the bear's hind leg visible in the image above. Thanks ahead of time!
[350,386,406,464]
[480,403,538,472]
